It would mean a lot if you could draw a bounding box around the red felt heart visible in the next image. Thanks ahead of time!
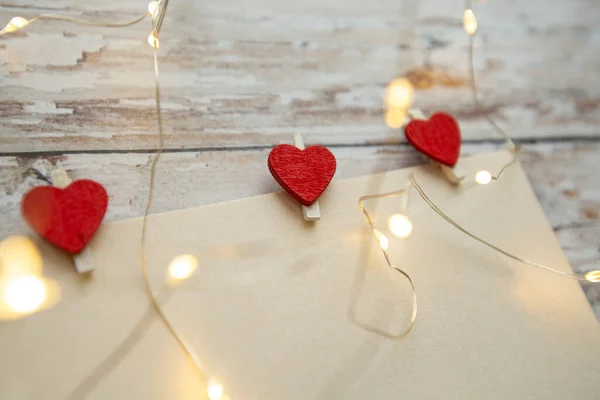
[404,112,461,167]
[268,144,336,206]
[21,180,108,254]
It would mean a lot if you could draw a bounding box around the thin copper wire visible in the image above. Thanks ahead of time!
[357,172,587,336]
[138,0,210,382]
[409,174,588,281]
[357,188,418,339]
[465,0,518,180]
[0,12,151,35]
[155,0,170,35]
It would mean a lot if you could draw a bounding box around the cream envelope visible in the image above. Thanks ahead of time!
[1,151,599,400]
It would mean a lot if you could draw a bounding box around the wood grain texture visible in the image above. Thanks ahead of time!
[1,0,600,153]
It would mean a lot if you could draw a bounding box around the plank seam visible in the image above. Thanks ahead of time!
[1,136,599,157]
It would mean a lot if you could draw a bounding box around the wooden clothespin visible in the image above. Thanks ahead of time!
[22,169,107,273]
[293,133,321,221]
[406,108,466,184]
[49,169,96,274]
[267,135,337,222]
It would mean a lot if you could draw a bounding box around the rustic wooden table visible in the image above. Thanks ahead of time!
[1,0,598,316]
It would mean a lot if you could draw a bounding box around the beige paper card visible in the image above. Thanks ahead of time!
[1,151,599,400]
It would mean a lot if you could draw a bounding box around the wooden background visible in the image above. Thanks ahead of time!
[0,0,599,316]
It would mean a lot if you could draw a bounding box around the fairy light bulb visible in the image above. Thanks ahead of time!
[388,214,413,238]
[0,236,43,277]
[2,16,29,33]
[373,229,389,251]
[585,271,600,283]
[463,9,478,35]
[475,170,492,185]
[148,1,160,16]
[0,236,59,316]
[207,378,224,400]
[385,78,415,110]
[4,276,47,313]
[147,31,160,48]
[168,255,198,280]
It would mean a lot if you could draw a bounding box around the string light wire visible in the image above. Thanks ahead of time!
[464,0,518,181]
[154,0,170,35]
[357,187,417,339]
[138,0,212,387]
[409,174,590,281]
[0,12,151,35]
[357,171,596,339]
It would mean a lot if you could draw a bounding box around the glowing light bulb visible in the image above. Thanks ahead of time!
[168,254,198,280]
[207,378,224,400]
[4,276,47,313]
[463,9,478,35]
[388,214,413,238]
[147,32,160,48]
[373,229,389,251]
[148,1,160,16]
[385,78,415,110]
[585,271,600,283]
[385,108,408,129]
[475,170,492,185]
[10,16,29,28]
[0,236,43,277]
[2,17,29,33]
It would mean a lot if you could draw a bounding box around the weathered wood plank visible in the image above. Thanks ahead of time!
[1,143,598,315]
[1,0,599,152]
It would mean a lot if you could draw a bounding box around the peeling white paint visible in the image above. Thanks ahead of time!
[26,131,70,138]
[196,74,260,87]
[2,71,100,92]
[335,86,382,108]
[0,33,105,72]
[31,159,54,175]
[23,100,74,114]
[64,153,152,166]
[558,179,577,193]
[104,71,200,89]
[119,98,189,110]
[84,131,117,139]
[580,189,600,202]
[8,118,42,125]
[0,158,19,167]
[278,90,316,106]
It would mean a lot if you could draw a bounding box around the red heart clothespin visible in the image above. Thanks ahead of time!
[268,135,336,220]
[405,111,465,183]
[21,176,108,272]
[405,112,461,167]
